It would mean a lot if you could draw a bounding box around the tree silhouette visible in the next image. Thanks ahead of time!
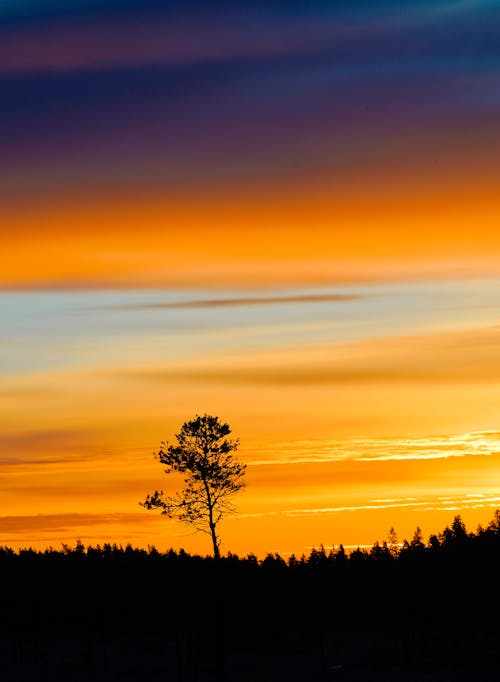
[387,526,399,557]
[141,414,245,559]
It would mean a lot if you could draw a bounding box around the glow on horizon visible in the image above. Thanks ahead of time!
[2,279,500,555]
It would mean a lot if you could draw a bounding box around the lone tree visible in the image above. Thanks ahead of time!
[141,414,245,559]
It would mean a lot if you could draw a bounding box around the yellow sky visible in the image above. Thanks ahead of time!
[2,306,500,555]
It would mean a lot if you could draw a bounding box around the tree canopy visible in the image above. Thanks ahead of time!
[141,414,245,558]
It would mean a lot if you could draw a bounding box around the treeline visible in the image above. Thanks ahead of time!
[1,509,500,564]
[0,509,499,636]
[2,512,500,680]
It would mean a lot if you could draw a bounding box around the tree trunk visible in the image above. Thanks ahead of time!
[201,474,220,560]
[210,522,220,560]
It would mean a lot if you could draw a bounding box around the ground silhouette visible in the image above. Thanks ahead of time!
[1,512,500,680]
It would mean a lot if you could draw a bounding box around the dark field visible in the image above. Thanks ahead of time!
[2,514,500,681]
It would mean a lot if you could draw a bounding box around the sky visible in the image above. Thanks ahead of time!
[1,0,500,556]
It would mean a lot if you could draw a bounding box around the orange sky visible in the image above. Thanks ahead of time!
[2,0,500,557]
[2,167,500,290]
[2,172,500,555]
[2,298,500,555]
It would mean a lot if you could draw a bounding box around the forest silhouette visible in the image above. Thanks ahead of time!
[2,511,500,681]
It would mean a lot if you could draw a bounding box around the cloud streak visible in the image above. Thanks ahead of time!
[249,431,500,466]
[238,491,500,520]
[1,1,498,74]
[0,428,102,466]
[124,326,500,387]
[101,293,362,311]
[284,492,500,517]
[0,512,147,533]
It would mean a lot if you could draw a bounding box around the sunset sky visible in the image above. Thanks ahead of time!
[2,0,500,556]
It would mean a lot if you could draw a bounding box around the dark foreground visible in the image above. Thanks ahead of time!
[2,513,500,681]
[2,627,500,682]
[3,630,500,682]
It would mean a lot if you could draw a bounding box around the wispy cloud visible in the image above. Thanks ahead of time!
[0,512,146,534]
[249,431,500,466]
[354,432,500,462]
[123,325,500,387]
[0,428,95,465]
[100,293,361,311]
[237,491,500,520]
[284,492,500,517]
[1,1,496,74]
